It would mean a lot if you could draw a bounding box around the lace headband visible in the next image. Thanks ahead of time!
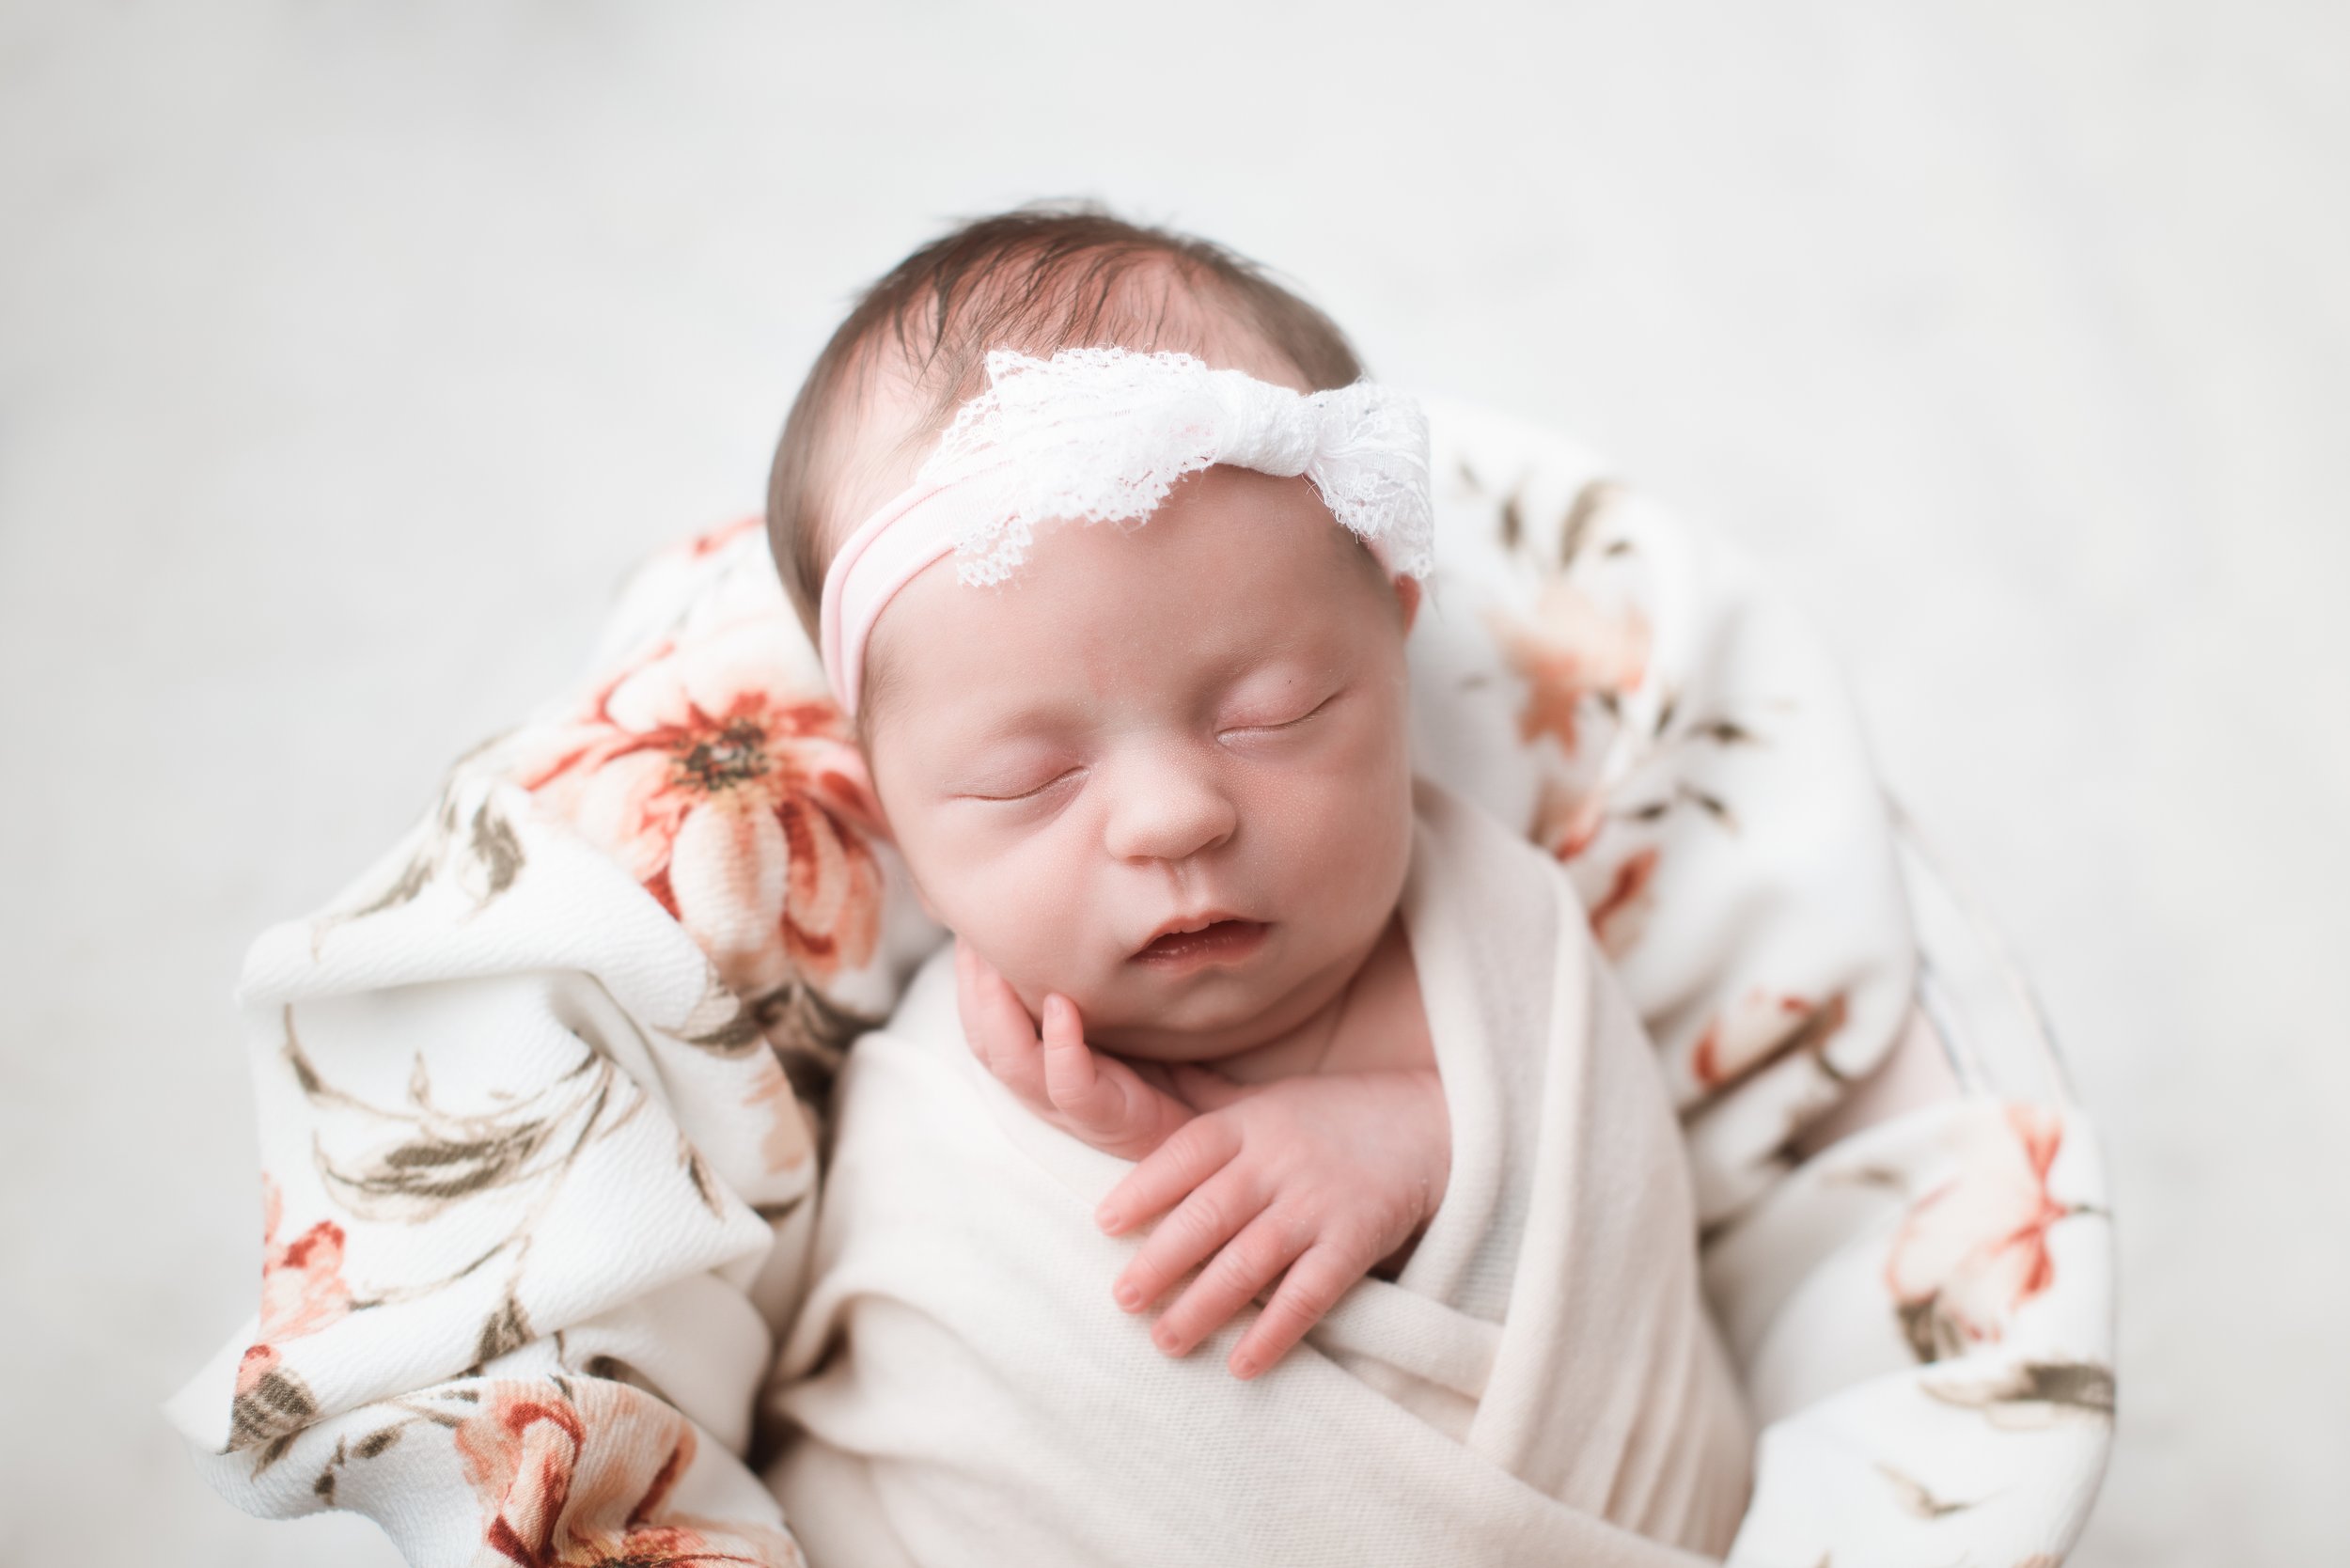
[816,346,1434,717]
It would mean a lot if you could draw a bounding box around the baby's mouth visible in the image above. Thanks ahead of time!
[1130,919,1269,969]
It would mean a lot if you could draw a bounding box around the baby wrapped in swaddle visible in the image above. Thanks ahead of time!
[756,207,1753,1565]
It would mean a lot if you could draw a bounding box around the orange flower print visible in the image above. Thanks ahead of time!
[456,1379,803,1567]
[229,1179,346,1456]
[1486,578,1651,760]
[235,1342,280,1399]
[743,1056,812,1176]
[1689,991,1849,1091]
[1886,1104,2073,1361]
[227,1341,322,1457]
[511,620,883,1001]
[1585,845,1660,957]
[256,1173,353,1343]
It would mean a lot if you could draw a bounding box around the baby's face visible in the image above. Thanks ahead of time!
[861,465,1418,1062]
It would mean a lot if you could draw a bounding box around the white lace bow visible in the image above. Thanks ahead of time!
[918,346,1434,585]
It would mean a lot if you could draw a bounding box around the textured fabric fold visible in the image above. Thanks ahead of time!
[164,522,944,1564]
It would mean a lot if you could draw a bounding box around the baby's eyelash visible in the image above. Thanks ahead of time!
[983,768,1083,803]
[1222,693,1338,738]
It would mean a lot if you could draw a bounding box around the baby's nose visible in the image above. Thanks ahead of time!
[1101,746,1238,865]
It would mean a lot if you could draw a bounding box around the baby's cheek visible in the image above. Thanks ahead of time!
[1287,753,1413,892]
[947,874,1089,991]
[1308,817,1409,917]
[1290,827,1409,972]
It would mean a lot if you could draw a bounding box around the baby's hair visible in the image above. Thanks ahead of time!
[765,200,1366,698]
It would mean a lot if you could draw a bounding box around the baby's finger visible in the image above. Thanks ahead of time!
[1111,1162,1264,1317]
[1098,1113,1242,1236]
[1227,1242,1365,1379]
[1040,1018,1196,1161]
[1149,1211,1313,1361]
[953,941,992,1065]
[1040,995,1116,1124]
[960,945,1048,1103]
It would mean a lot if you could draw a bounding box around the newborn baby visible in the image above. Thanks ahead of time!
[760,207,1752,1566]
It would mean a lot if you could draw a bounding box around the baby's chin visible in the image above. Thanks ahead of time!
[1071,966,1327,1063]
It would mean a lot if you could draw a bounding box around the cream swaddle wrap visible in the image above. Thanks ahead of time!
[765,776,1753,1566]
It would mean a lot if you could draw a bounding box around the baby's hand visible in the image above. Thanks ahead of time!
[954,938,1193,1160]
[1100,1063,1450,1380]
[951,938,1451,1379]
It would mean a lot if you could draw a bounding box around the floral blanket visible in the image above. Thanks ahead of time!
[168,403,2114,1566]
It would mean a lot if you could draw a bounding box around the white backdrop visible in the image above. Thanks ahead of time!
[3,3,2343,1563]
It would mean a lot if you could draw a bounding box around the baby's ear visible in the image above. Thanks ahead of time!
[814,741,894,845]
[1393,573,1423,635]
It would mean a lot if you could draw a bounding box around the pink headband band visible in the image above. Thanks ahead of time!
[817,475,1014,719]
[816,347,1434,718]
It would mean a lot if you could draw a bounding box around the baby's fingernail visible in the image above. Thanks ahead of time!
[1230,1354,1259,1380]
[1153,1325,1182,1353]
[1113,1281,1139,1309]
[1097,1206,1123,1233]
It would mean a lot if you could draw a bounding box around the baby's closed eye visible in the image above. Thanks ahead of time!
[964,765,1087,803]
[947,737,1089,802]
[1216,687,1342,741]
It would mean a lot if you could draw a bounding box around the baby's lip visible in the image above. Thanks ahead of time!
[1123,912,1269,964]
[1137,912,1250,949]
